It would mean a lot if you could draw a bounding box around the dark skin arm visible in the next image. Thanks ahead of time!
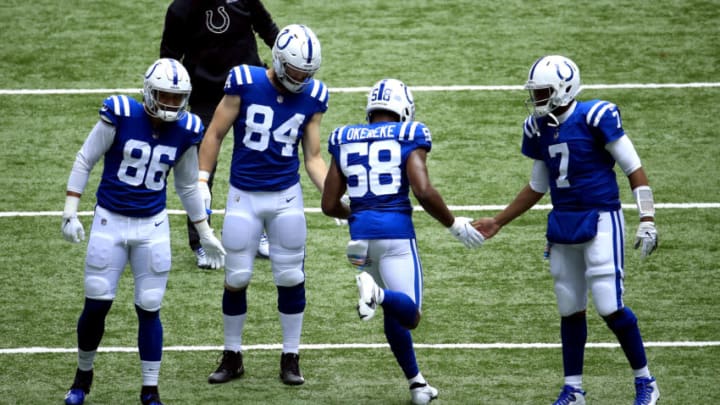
[406,148,455,228]
[321,157,350,219]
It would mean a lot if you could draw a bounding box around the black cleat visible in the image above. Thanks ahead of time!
[208,350,244,384]
[140,386,163,405]
[279,352,304,385]
[64,368,93,405]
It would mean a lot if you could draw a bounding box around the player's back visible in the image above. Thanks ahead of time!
[328,120,432,239]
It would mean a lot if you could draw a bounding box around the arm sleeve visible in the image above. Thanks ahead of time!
[251,0,280,48]
[605,134,642,175]
[529,159,550,193]
[67,120,115,194]
[174,145,207,222]
[159,3,187,59]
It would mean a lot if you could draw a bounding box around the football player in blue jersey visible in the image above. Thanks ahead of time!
[60,58,226,405]
[474,55,660,405]
[321,78,484,405]
[160,0,280,267]
[197,24,330,386]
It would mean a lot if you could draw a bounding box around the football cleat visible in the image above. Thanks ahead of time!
[280,352,305,385]
[634,376,660,405]
[553,385,586,405]
[208,350,244,384]
[410,382,438,405]
[194,247,212,270]
[140,393,163,405]
[257,232,270,259]
[355,272,380,321]
[64,368,93,405]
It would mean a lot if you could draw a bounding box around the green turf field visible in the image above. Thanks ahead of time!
[1,0,718,403]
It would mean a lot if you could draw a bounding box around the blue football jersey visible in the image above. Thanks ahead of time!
[521,100,625,211]
[328,120,432,239]
[96,95,204,217]
[224,65,329,191]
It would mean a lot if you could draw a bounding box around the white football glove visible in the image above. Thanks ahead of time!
[198,170,212,213]
[195,220,226,269]
[634,221,658,258]
[61,214,85,243]
[334,194,350,226]
[448,217,484,248]
[61,195,85,243]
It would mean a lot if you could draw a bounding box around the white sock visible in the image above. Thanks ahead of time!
[141,360,161,386]
[78,349,96,371]
[409,372,426,386]
[279,312,304,354]
[633,366,651,379]
[564,375,583,390]
[223,313,246,352]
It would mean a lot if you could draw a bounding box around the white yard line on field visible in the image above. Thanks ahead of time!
[2,341,719,354]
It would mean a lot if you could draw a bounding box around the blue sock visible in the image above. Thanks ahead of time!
[381,290,420,329]
[222,288,247,316]
[135,305,163,362]
[77,298,113,351]
[384,315,419,379]
[560,313,587,377]
[605,307,648,369]
[277,282,306,314]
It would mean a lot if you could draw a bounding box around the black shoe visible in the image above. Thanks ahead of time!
[208,350,244,384]
[64,368,93,405]
[140,385,163,405]
[279,352,304,385]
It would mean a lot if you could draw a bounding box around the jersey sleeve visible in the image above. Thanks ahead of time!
[585,100,625,144]
[398,121,432,152]
[521,116,543,160]
[307,79,329,114]
[99,95,134,126]
[178,112,205,145]
[223,64,255,96]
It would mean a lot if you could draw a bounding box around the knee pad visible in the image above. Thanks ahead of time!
[554,281,586,317]
[590,273,623,317]
[136,288,165,312]
[225,267,253,289]
[271,251,306,287]
[85,276,113,300]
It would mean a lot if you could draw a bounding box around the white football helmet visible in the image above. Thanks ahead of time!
[272,24,322,93]
[524,55,581,117]
[143,58,191,122]
[366,78,415,122]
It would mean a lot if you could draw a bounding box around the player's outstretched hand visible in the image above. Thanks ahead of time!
[448,217,484,248]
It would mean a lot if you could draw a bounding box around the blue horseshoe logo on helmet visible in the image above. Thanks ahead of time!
[556,61,575,82]
[276,29,293,50]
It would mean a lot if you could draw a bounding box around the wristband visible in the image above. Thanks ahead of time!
[63,195,81,217]
[633,185,655,219]
[199,170,211,182]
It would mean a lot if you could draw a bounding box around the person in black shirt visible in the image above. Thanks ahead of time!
[160,0,279,268]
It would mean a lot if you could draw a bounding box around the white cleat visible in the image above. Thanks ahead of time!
[634,377,659,405]
[410,382,438,405]
[355,272,380,321]
[195,247,212,270]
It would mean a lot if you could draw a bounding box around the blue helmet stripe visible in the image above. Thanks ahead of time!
[169,59,179,85]
[300,25,313,63]
[528,56,545,80]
